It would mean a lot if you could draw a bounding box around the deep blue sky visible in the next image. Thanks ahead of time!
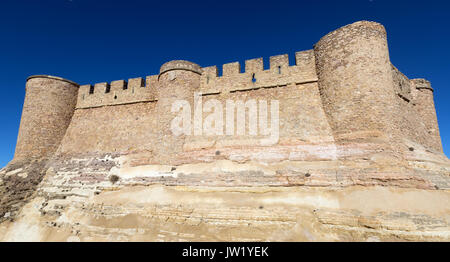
[0,0,449,166]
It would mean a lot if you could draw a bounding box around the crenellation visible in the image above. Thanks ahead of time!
[202,66,219,77]
[111,80,127,91]
[200,66,221,95]
[199,53,317,93]
[94,82,109,94]
[245,57,264,73]
[146,75,158,89]
[128,77,145,89]
[201,66,219,86]
[76,75,158,109]
[223,62,241,76]
[79,84,91,97]
[269,54,289,71]
[295,50,315,69]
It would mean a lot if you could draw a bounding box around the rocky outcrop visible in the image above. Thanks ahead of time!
[0,141,449,241]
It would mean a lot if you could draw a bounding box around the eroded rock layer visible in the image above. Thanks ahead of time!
[1,141,449,241]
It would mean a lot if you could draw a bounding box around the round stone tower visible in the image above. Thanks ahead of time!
[314,21,399,143]
[411,79,443,152]
[14,75,79,161]
[154,60,202,163]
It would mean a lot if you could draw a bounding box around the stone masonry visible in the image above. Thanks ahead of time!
[13,21,444,163]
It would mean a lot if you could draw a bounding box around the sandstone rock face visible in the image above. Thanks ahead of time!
[0,145,448,242]
[1,21,449,241]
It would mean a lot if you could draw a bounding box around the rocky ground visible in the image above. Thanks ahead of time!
[0,141,449,241]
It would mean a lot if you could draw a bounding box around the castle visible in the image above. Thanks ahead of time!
[2,21,449,242]
[13,21,442,164]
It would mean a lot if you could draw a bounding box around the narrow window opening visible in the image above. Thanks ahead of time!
[89,85,94,94]
[105,83,111,93]
[206,76,210,84]
[278,66,281,74]
[251,73,256,83]
[123,81,128,90]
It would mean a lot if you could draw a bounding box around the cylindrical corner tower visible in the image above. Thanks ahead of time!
[411,79,443,152]
[14,75,79,161]
[314,21,399,143]
[154,60,202,163]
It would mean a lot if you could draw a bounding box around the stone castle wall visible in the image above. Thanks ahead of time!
[14,76,79,160]
[12,21,444,164]
[411,79,442,152]
[314,21,400,148]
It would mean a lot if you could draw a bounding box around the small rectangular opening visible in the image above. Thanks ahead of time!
[263,58,270,71]
[105,83,111,93]
[239,60,245,73]
[89,85,94,94]
[123,81,128,90]
[289,53,296,66]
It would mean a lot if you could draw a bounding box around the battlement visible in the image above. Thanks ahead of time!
[200,50,317,95]
[76,50,318,107]
[76,75,158,109]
